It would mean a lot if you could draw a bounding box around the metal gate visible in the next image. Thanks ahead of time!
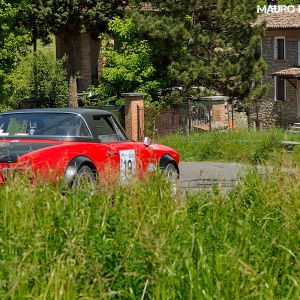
[143,98,228,137]
[137,105,144,141]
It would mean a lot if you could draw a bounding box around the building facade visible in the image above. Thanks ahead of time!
[253,9,300,128]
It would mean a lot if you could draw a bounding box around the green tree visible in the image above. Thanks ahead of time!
[2,52,68,110]
[28,52,69,107]
[18,0,128,108]
[1,58,30,111]
[131,0,268,105]
[15,0,52,52]
[89,17,161,106]
[0,0,29,109]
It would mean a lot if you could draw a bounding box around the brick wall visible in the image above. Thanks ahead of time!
[80,34,92,90]
[56,33,100,92]
[211,104,227,124]
[196,97,229,129]
[154,109,188,136]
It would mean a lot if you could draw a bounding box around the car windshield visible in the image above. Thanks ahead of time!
[0,112,92,137]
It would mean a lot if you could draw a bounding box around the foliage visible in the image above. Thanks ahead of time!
[17,0,128,107]
[258,0,300,4]
[29,52,69,107]
[14,0,52,51]
[89,17,162,106]
[2,162,300,298]
[143,106,162,139]
[0,58,30,112]
[130,0,269,105]
[1,52,68,110]
[0,0,30,106]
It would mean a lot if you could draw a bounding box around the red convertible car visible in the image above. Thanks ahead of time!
[0,108,179,190]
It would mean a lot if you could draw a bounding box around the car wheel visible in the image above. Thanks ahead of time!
[72,165,96,192]
[164,162,179,193]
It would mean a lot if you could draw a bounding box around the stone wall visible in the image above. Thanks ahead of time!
[231,111,248,129]
[249,99,297,128]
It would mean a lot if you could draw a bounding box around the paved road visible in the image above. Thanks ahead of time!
[178,162,269,194]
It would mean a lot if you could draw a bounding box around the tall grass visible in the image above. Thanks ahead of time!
[156,127,300,166]
[1,165,300,299]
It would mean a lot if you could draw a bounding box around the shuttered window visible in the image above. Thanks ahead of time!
[275,76,285,101]
[274,36,285,60]
[277,39,284,59]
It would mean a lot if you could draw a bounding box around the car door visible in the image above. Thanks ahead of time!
[92,115,152,184]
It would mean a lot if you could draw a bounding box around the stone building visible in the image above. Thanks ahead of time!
[253,8,300,128]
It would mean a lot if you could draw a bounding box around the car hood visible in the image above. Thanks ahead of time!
[0,141,57,163]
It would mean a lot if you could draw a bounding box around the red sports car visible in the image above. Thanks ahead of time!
[0,108,180,190]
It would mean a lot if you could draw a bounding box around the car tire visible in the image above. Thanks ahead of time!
[72,165,96,192]
[164,162,179,193]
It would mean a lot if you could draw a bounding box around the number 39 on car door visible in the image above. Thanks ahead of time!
[120,150,136,184]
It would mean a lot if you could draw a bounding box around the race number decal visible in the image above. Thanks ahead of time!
[120,150,136,184]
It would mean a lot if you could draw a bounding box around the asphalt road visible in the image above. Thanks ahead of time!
[178,161,269,194]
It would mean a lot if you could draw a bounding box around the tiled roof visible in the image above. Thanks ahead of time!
[273,68,300,77]
[256,9,300,28]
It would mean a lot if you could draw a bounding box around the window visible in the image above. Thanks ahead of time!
[0,113,92,137]
[275,76,285,101]
[93,115,128,142]
[274,36,285,60]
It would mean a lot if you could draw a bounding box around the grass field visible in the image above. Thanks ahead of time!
[157,127,300,167]
[1,129,300,299]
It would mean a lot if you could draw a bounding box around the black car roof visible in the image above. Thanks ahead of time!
[0,108,113,118]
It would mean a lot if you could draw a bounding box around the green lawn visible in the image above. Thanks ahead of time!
[156,127,300,167]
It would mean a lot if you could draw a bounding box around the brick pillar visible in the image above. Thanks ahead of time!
[122,93,145,141]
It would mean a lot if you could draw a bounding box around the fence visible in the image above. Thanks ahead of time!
[144,99,228,137]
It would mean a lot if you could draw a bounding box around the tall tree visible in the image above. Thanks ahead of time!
[19,0,128,107]
[15,0,52,52]
[89,17,162,106]
[130,0,268,105]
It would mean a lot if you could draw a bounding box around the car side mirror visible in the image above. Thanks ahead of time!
[143,136,152,146]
